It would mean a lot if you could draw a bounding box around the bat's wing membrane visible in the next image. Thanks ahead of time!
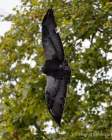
[42,9,64,62]
[45,76,67,126]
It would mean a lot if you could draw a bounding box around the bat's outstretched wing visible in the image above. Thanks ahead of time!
[45,76,67,126]
[44,61,71,126]
[42,9,64,62]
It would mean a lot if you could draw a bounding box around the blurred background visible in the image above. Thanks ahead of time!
[0,0,112,140]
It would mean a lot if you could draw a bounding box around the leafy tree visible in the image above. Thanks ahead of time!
[0,0,112,140]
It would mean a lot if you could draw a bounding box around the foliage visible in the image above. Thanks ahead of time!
[0,0,112,139]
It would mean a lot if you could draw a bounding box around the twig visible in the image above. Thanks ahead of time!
[35,122,50,140]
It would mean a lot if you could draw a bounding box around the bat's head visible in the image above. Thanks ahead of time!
[42,8,57,28]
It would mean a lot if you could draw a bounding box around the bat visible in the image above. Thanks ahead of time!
[41,9,71,126]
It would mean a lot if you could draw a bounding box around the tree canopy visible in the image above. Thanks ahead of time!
[0,0,112,140]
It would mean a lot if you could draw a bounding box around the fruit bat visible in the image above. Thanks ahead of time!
[41,9,71,126]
